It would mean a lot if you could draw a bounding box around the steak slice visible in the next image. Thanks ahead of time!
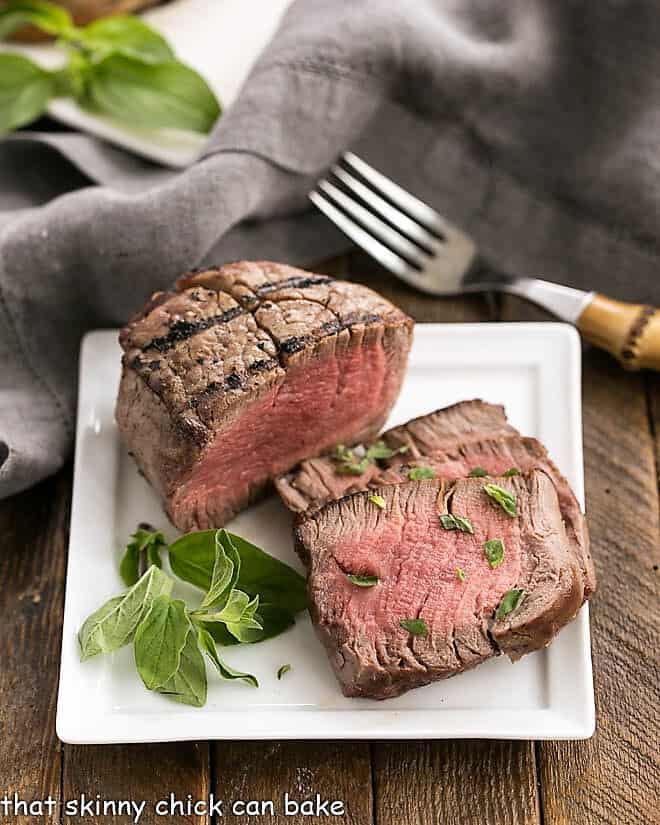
[297,471,587,699]
[116,261,414,530]
[276,401,595,599]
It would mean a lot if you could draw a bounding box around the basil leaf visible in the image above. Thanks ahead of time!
[197,627,258,688]
[119,525,165,587]
[484,483,518,517]
[78,565,172,660]
[157,626,207,707]
[169,530,306,615]
[368,494,386,510]
[365,440,408,461]
[210,589,250,623]
[206,604,295,646]
[0,0,72,38]
[199,529,239,610]
[455,567,466,582]
[495,588,525,620]
[85,53,220,133]
[277,664,292,680]
[0,54,53,133]
[225,617,264,644]
[347,573,379,587]
[468,467,488,478]
[483,538,505,568]
[502,467,521,477]
[134,596,191,691]
[439,513,474,534]
[408,466,436,481]
[80,15,175,63]
[399,618,428,637]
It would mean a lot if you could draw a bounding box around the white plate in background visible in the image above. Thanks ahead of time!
[56,323,595,743]
[5,0,292,167]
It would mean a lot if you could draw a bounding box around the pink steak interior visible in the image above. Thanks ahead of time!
[171,340,401,529]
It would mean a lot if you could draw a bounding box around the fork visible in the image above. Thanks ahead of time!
[310,152,660,371]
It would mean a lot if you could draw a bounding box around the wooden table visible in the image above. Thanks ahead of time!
[1,251,658,825]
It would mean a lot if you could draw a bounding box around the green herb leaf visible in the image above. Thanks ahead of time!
[78,565,172,660]
[277,664,292,680]
[502,467,521,477]
[495,588,525,620]
[456,567,466,582]
[0,0,73,39]
[346,573,379,588]
[368,494,386,510]
[79,15,175,63]
[365,440,409,461]
[134,596,191,691]
[119,524,166,587]
[0,53,54,133]
[408,466,436,481]
[156,626,207,707]
[85,53,221,133]
[199,529,240,611]
[399,618,428,637]
[205,603,295,647]
[439,513,474,533]
[169,530,306,615]
[483,538,505,568]
[468,467,488,478]
[197,627,258,688]
[484,483,518,517]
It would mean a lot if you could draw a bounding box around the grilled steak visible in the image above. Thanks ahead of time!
[116,261,413,531]
[277,400,595,598]
[297,471,587,699]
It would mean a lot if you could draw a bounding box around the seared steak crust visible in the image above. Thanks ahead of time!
[297,471,587,699]
[116,261,414,530]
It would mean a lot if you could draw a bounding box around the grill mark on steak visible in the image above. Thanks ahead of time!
[143,306,246,353]
[255,274,333,294]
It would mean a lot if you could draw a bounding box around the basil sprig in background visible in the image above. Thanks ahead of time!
[0,0,221,134]
[80,527,306,707]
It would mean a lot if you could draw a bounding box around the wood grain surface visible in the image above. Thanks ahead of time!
[0,254,657,825]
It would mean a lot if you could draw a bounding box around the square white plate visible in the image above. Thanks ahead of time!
[57,323,595,743]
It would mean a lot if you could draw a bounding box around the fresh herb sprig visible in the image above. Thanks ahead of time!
[79,526,306,707]
[0,0,221,134]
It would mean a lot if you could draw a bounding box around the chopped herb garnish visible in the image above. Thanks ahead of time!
[495,588,525,620]
[502,467,521,477]
[440,513,474,534]
[408,466,436,481]
[399,618,428,636]
[368,494,386,510]
[277,664,292,680]
[456,567,466,582]
[483,538,505,568]
[468,467,488,478]
[484,483,518,517]
[347,573,379,588]
[366,440,409,461]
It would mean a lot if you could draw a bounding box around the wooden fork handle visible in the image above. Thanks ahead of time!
[577,294,660,371]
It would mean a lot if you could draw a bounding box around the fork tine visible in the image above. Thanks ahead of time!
[318,179,429,268]
[343,152,448,235]
[309,191,422,281]
[331,165,439,251]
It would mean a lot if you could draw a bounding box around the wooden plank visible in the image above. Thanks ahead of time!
[503,296,660,824]
[214,741,373,825]
[0,469,70,824]
[62,742,211,825]
[373,741,540,825]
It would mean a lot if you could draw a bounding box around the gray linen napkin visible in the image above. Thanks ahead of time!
[1,0,659,498]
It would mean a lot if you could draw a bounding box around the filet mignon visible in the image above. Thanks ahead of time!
[296,471,587,699]
[276,400,595,599]
[116,261,414,530]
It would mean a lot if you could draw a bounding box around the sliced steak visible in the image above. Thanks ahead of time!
[297,471,586,699]
[116,261,414,530]
[277,401,595,598]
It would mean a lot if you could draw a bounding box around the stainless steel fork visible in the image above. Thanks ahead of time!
[310,152,660,371]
